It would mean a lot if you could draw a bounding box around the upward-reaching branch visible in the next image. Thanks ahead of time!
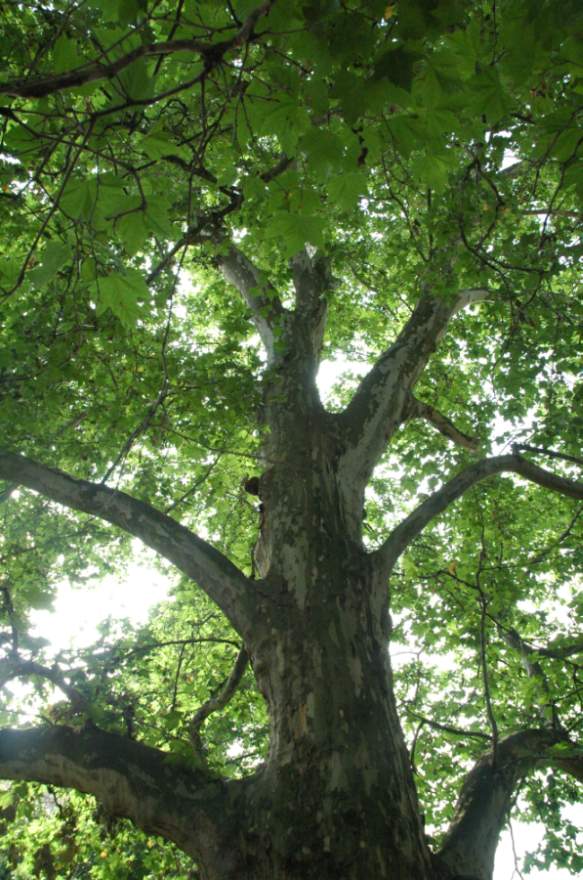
[289,249,331,367]
[0,451,255,638]
[336,288,490,482]
[218,244,286,364]
[375,454,583,573]
[436,729,583,880]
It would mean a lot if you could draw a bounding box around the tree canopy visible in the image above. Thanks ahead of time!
[0,1,582,878]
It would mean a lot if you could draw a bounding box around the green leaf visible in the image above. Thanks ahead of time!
[373,47,417,91]
[29,241,72,287]
[550,128,581,162]
[469,69,511,123]
[116,207,149,255]
[89,269,149,326]
[60,179,98,221]
[327,172,367,211]
[139,129,190,162]
[52,36,84,73]
[266,211,324,256]
[300,128,343,173]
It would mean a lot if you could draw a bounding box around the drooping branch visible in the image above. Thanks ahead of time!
[406,394,480,451]
[376,454,583,572]
[0,724,236,867]
[436,729,583,880]
[0,2,273,99]
[336,288,490,483]
[218,244,286,363]
[0,451,256,638]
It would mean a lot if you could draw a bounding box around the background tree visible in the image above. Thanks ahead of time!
[0,1,582,878]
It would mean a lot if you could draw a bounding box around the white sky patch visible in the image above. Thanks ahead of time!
[317,356,369,402]
[29,556,170,654]
[495,815,582,880]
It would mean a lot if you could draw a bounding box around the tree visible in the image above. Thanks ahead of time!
[0,0,581,877]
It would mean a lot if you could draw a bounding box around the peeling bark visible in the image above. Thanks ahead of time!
[336,287,490,487]
[0,724,243,876]
[218,244,286,364]
[0,249,579,880]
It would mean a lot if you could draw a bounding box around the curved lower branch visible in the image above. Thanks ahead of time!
[435,729,582,880]
[0,658,87,711]
[0,724,237,868]
[0,451,255,638]
[376,454,583,572]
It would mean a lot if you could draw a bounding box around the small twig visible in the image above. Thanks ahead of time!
[509,820,526,880]
[404,705,491,741]
[189,646,248,747]
[476,526,499,761]
[512,444,583,467]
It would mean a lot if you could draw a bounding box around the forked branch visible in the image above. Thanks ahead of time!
[0,451,256,638]
[337,288,490,482]
[0,3,273,99]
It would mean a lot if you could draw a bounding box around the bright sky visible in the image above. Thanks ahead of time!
[19,358,580,878]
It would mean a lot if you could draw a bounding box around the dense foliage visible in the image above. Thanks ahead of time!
[0,0,581,877]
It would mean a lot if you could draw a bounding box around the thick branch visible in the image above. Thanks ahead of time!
[377,454,583,571]
[436,729,582,880]
[218,244,286,363]
[0,724,233,866]
[407,394,479,451]
[0,451,255,638]
[536,636,583,660]
[337,288,490,483]
[289,249,330,367]
[0,3,272,99]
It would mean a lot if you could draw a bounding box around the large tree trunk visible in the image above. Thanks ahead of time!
[227,425,434,880]
[239,604,433,880]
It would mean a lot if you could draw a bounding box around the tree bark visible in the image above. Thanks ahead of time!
[1,254,581,880]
